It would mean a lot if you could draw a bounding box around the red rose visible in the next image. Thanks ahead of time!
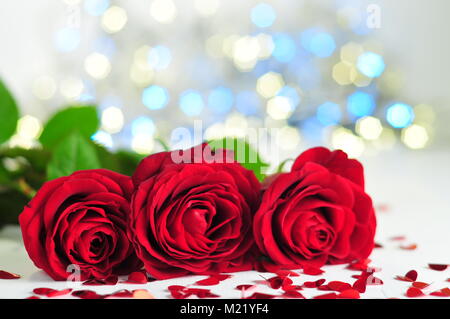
[129,144,260,279]
[253,147,376,269]
[19,169,141,281]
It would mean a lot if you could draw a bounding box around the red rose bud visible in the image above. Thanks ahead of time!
[253,147,376,270]
[129,143,261,279]
[19,169,142,281]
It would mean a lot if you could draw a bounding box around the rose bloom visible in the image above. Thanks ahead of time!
[254,147,376,269]
[129,144,260,279]
[19,169,141,281]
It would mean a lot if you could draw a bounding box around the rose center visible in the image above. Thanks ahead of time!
[183,207,209,235]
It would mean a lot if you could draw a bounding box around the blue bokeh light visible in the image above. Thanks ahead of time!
[301,117,325,143]
[357,52,385,78]
[316,102,342,126]
[277,86,301,109]
[131,116,156,136]
[148,45,172,70]
[93,36,116,58]
[179,90,204,117]
[251,3,276,28]
[55,27,80,52]
[347,91,376,118]
[142,85,169,110]
[386,103,414,128]
[84,0,110,16]
[300,29,336,58]
[208,87,234,114]
[91,131,113,148]
[235,91,261,116]
[272,33,296,63]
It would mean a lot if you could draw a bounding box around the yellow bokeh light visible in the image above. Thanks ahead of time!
[132,134,155,154]
[336,7,361,29]
[402,124,429,149]
[101,6,127,33]
[267,96,293,120]
[233,36,260,71]
[130,62,154,87]
[414,104,435,124]
[204,122,226,140]
[32,76,57,100]
[60,77,84,100]
[150,0,177,24]
[352,71,372,87]
[194,0,219,16]
[332,61,357,85]
[101,107,124,134]
[84,53,111,79]
[256,72,284,98]
[277,126,301,150]
[17,115,42,140]
[222,35,239,58]
[356,116,383,140]
[331,127,365,158]
[340,42,364,63]
[256,33,274,59]
[225,113,248,137]
[378,70,403,95]
[205,35,224,58]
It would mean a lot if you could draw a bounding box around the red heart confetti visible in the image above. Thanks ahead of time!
[275,270,299,277]
[412,282,429,289]
[337,289,360,299]
[428,264,448,271]
[245,292,276,299]
[283,290,305,299]
[195,276,221,286]
[374,243,383,248]
[47,288,73,298]
[395,270,418,282]
[406,287,424,298]
[72,290,104,299]
[400,244,417,250]
[313,292,337,299]
[430,288,450,297]
[347,259,371,271]
[124,271,148,284]
[0,270,21,279]
[328,281,352,292]
[266,276,293,290]
[236,284,256,291]
[211,274,232,281]
[304,279,326,288]
[302,266,324,276]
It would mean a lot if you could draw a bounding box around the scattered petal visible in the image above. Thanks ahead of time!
[47,289,73,298]
[304,279,326,288]
[328,281,352,292]
[266,276,293,290]
[347,259,371,271]
[245,292,276,299]
[211,274,232,281]
[275,270,299,277]
[108,290,133,298]
[72,290,104,299]
[428,264,448,271]
[0,270,21,279]
[236,285,256,291]
[406,287,424,298]
[352,278,367,293]
[283,290,305,299]
[390,236,406,241]
[83,275,118,286]
[374,243,383,248]
[26,296,40,299]
[412,282,430,289]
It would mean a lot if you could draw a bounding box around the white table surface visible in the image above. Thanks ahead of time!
[0,149,449,299]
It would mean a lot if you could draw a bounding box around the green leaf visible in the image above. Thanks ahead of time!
[276,158,293,173]
[208,137,269,181]
[47,132,101,180]
[0,79,19,144]
[0,189,29,227]
[40,105,99,148]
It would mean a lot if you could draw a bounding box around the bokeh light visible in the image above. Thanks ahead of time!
[267,96,294,120]
[332,61,357,85]
[91,130,113,148]
[301,29,336,58]
[386,102,414,128]
[32,76,57,100]
[317,102,341,126]
[179,90,204,116]
[101,107,124,134]
[17,115,42,140]
[208,87,234,114]
[356,116,383,140]
[132,116,156,137]
[331,127,365,158]
[235,91,261,115]
[148,45,172,70]
[194,0,219,16]
[60,77,84,100]
[150,0,177,24]
[142,85,169,110]
[84,53,111,79]
[251,3,276,28]
[357,52,385,78]
[347,91,376,118]
[401,124,429,149]
[272,33,296,63]
[54,27,80,52]
[84,0,110,16]
[256,72,284,98]
[101,6,127,33]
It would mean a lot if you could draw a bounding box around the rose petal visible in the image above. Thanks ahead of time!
[390,236,406,241]
[83,275,118,286]
[47,289,73,298]
[211,274,232,281]
[374,243,383,248]
[352,278,367,293]
[304,279,326,288]
[428,264,448,271]
[72,290,104,299]
[108,290,133,298]
[275,270,299,277]
[0,270,21,279]
[328,281,352,292]
[396,270,418,282]
[283,290,305,299]
[26,296,40,299]
[245,292,276,299]
[236,285,256,291]
[406,287,424,298]
[400,244,417,250]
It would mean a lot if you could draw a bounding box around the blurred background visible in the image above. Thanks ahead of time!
[1,0,449,159]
